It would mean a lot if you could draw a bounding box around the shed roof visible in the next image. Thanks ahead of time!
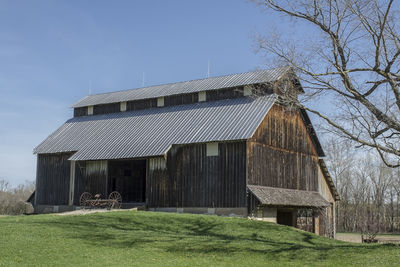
[34,95,276,161]
[71,67,289,108]
[248,185,331,207]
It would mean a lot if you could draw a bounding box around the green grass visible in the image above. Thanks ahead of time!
[0,211,399,266]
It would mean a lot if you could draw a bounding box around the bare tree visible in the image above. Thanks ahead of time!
[0,179,35,215]
[0,179,9,192]
[324,138,354,230]
[254,0,400,167]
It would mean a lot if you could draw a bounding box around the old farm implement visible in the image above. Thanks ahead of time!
[79,191,122,209]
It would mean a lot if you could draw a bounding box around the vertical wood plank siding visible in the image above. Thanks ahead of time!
[93,103,120,115]
[164,93,198,106]
[206,87,244,101]
[127,99,158,111]
[73,161,85,204]
[35,153,72,205]
[247,104,319,191]
[72,160,108,204]
[147,142,247,208]
[74,107,88,117]
[85,161,108,197]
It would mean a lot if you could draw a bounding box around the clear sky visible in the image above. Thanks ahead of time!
[0,0,292,186]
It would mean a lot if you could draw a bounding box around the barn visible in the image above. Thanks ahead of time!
[31,67,339,237]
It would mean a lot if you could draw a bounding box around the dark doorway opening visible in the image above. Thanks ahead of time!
[108,160,146,203]
[277,210,295,226]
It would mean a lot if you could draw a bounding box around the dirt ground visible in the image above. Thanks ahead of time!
[56,208,137,216]
[336,233,400,243]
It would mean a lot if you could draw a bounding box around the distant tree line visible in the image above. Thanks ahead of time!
[325,139,400,233]
[0,179,34,215]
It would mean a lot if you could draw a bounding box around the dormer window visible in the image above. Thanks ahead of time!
[120,101,127,112]
[157,97,164,107]
[198,91,206,102]
[88,105,94,115]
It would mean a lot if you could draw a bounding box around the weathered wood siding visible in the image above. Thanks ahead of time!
[84,161,108,197]
[73,161,85,205]
[247,104,319,191]
[35,153,72,205]
[72,160,108,204]
[93,103,120,115]
[127,99,157,111]
[73,86,270,117]
[74,107,88,117]
[164,93,198,106]
[206,87,244,101]
[147,142,247,208]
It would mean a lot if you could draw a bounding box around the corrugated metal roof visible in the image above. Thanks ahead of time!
[71,67,289,108]
[248,185,331,207]
[34,95,277,161]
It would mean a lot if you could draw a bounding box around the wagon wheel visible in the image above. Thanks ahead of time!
[79,192,92,208]
[108,191,122,209]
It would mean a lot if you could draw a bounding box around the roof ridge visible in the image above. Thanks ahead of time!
[82,66,288,97]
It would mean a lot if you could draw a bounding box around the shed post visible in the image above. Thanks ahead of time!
[69,160,76,206]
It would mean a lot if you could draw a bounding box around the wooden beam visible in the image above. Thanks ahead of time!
[69,161,76,206]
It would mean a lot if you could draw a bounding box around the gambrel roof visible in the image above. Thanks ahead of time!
[35,95,276,160]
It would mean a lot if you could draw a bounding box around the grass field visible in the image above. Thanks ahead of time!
[0,211,399,266]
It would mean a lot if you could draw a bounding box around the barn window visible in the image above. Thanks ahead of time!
[198,91,206,102]
[88,105,94,115]
[206,142,219,156]
[157,97,164,107]
[120,101,127,112]
[243,85,252,96]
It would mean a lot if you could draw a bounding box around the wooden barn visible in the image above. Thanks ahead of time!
[31,67,339,237]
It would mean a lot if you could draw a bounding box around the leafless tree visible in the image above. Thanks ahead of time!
[0,179,35,215]
[253,0,400,167]
[324,138,354,230]
[0,179,9,192]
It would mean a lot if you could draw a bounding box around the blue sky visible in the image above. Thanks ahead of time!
[0,0,294,185]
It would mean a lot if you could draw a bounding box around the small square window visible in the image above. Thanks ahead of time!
[120,101,127,112]
[88,106,94,115]
[243,86,252,96]
[198,91,206,102]
[157,97,164,107]
[206,142,218,156]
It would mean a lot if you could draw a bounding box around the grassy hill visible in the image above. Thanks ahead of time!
[0,211,399,266]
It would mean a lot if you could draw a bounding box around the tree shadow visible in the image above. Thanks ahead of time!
[30,211,396,262]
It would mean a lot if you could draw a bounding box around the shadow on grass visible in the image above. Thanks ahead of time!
[31,212,396,260]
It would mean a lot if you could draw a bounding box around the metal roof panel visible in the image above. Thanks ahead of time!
[35,95,277,160]
[71,67,288,108]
